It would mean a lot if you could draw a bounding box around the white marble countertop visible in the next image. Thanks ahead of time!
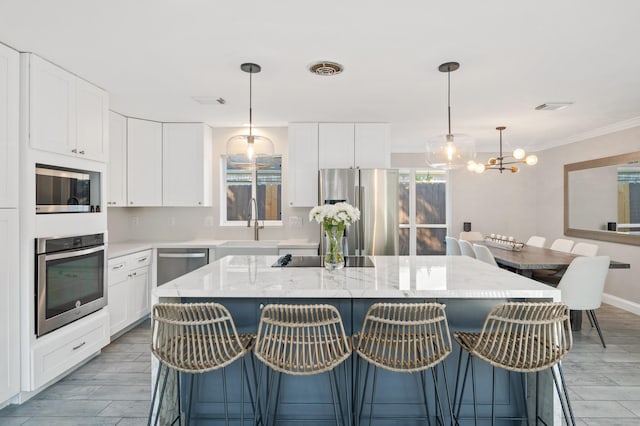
[154,255,560,300]
[108,239,318,259]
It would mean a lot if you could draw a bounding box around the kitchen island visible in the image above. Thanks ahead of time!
[153,255,561,425]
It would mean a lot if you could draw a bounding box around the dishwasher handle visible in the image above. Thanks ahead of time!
[158,253,207,259]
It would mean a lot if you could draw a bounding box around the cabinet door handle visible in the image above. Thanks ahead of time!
[79,150,85,155]
[72,341,86,351]
[137,257,148,263]
[131,271,137,276]
[71,149,77,153]
[112,264,125,270]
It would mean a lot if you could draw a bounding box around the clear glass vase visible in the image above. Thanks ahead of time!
[324,226,345,271]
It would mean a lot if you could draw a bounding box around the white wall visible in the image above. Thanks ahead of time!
[107,127,320,243]
[535,126,640,307]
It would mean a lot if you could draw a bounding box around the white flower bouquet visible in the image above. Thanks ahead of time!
[309,202,361,270]
[309,202,361,233]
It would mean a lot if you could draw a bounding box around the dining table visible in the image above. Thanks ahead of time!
[482,242,630,330]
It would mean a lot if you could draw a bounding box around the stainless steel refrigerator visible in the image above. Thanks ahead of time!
[319,168,399,256]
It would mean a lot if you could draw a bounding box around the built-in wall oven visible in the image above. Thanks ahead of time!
[35,233,107,337]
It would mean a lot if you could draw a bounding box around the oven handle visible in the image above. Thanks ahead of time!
[158,253,206,259]
[42,245,105,262]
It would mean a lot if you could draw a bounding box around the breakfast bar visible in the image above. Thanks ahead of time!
[153,255,561,425]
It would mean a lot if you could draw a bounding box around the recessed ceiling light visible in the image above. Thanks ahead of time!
[309,61,344,76]
[192,96,226,105]
[535,102,574,111]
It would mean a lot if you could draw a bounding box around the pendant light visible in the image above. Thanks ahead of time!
[226,63,274,170]
[426,62,475,170]
[468,126,539,174]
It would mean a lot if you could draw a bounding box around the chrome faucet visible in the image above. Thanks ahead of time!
[247,197,264,241]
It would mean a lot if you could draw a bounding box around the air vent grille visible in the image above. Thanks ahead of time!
[309,61,344,76]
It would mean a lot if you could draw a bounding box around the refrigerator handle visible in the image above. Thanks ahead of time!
[358,184,364,256]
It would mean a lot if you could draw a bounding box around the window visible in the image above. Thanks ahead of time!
[399,169,447,255]
[222,156,282,224]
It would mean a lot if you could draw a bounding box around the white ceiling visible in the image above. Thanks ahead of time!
[1,0,640,152]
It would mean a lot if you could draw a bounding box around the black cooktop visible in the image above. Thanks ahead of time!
[272,255,375,268]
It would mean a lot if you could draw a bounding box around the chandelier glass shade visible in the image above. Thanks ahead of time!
[425,62,476,170]
[467,126,538,174]
[226,63,274,170]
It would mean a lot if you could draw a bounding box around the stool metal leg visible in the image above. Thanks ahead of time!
[470,355,478,425]
[328,369,341,425]
[418,370,432,426]
[368,365,379,426]
[253,362,265,426]
[154,362,171,426]
[551,364,576,426]
[148,362,164,426]
[438,363,454,426]
[342,362,353,426]
[431,366,445,426]
[186,374,196,426]
[454,349,472,424]
[519,372,530,426]
[221,367,230,426]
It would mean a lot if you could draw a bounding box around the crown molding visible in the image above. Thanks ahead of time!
[536,116,640,152]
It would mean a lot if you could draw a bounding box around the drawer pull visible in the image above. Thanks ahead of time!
[72,341,86,351]
[112,264,125,270]
[137,257,148,262]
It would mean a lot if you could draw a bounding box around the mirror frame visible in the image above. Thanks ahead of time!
[564,151,640,245]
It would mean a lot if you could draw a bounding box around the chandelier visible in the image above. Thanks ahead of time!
[468,126,538,173]
[425,61,475,170]
[226,63,274,170]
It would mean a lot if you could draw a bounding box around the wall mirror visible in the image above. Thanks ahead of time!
[565,151,640,245]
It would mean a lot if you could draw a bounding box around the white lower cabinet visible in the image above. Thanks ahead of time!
[31,309,109,390]
[108,250,152,336]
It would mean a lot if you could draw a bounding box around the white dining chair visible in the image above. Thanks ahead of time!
[525,236,546,248]
[473,244,498,267]
[556,255,610,347]
[458,239,476,258]
[550,238,574,253]
[571,242,599,257]
[459,231,483,241]
[445,236,461,255]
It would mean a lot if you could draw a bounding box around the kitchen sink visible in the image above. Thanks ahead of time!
[220,240,279,248]
[215,240,279,259]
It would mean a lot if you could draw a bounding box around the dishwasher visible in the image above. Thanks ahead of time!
[156,248,209,286]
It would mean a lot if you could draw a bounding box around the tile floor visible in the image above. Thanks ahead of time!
[1,304,640,425]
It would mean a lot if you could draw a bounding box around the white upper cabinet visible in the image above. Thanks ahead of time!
[162,123,212,207]
[318,123,355,169]
[127,118,162,206]
[27,54,108,162]
[287,123,319,207]
[107,112,127,206]
[354,123,390,168]
[318,122,390,169]
[0,44,19,208]
[75,78,109,161]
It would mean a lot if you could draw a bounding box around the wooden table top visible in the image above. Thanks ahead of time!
[482,244,630,271]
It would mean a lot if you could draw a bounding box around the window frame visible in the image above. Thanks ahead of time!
[399,168,450,255]
[220,155,283,227]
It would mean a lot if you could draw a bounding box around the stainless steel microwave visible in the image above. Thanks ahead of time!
[36,164,91,213]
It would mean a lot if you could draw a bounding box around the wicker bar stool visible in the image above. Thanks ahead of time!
[148,302,256,426]
[452,302,574,425]
[253,304,353,426]
[353,302,453,426]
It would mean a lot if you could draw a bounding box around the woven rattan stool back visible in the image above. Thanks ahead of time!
[462,302,572,372]
[354,302,451,372]
[150,302,250,374]
[253,304,352,375]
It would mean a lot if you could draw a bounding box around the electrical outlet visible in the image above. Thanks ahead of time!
[204,216,214,227]
[289,216,303,228]
[168,217,176,226]
[132,216,139,226]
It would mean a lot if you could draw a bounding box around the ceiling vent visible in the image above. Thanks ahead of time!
[535,102,573,111]
[309,61,344,76]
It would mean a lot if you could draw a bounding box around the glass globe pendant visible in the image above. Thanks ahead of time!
[226,63,274,170]
[426,62,476,170]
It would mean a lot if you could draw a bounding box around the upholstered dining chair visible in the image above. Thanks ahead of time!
[525,235,546,248]
[550,238,574,253]
[571,242,599,256]
[556,255,610,348]
[445,236,461,255]
[473,244,498,267]
[458,239,476,258]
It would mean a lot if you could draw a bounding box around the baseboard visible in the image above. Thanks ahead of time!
[602,293,640,316]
